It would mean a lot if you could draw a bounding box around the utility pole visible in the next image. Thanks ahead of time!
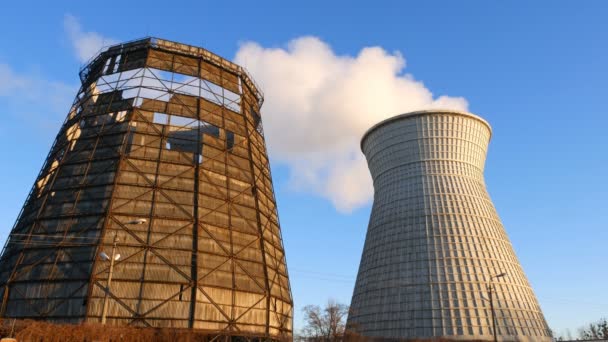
[488,282,497,342]
[488,272,506,342]
[101,234,118,324]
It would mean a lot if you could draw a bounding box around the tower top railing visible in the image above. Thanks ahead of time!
[79,37,264,106]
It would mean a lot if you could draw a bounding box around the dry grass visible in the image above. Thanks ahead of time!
[0,319,273,342]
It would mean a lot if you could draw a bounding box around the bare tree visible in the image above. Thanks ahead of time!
[578,317,608,339]
[299,300,349,342]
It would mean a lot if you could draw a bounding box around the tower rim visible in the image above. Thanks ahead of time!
[78,36,265,107]
[360,109,493,152]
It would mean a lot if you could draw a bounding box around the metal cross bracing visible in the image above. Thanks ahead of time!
[0,39,293,341]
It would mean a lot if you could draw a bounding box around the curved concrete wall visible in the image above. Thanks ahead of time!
[347,110,551,341]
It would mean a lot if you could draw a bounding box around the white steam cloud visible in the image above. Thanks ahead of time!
[235,37,468,212]
[64,14,118,63]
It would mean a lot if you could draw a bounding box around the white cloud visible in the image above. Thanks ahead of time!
[1,15,110,135]
[64,14,118,63]
[0,63,74,118]
[235,37,468,212]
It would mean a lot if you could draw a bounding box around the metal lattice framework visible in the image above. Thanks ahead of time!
[0,38,293,341]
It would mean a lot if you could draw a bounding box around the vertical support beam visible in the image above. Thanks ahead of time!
[220,81,237,332]
[0,285,9,316]
[134,105,164,320]
[243,105,271,339]
[188,57,202,329]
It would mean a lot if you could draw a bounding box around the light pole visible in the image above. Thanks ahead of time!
[99,219,145,324]
[488,272,506,342]
[100,234,121,324]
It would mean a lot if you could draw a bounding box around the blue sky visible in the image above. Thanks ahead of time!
[1,1,607,336]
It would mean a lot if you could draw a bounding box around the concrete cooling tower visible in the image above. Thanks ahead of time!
[0,38,292,340]
[347,110,551,341]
